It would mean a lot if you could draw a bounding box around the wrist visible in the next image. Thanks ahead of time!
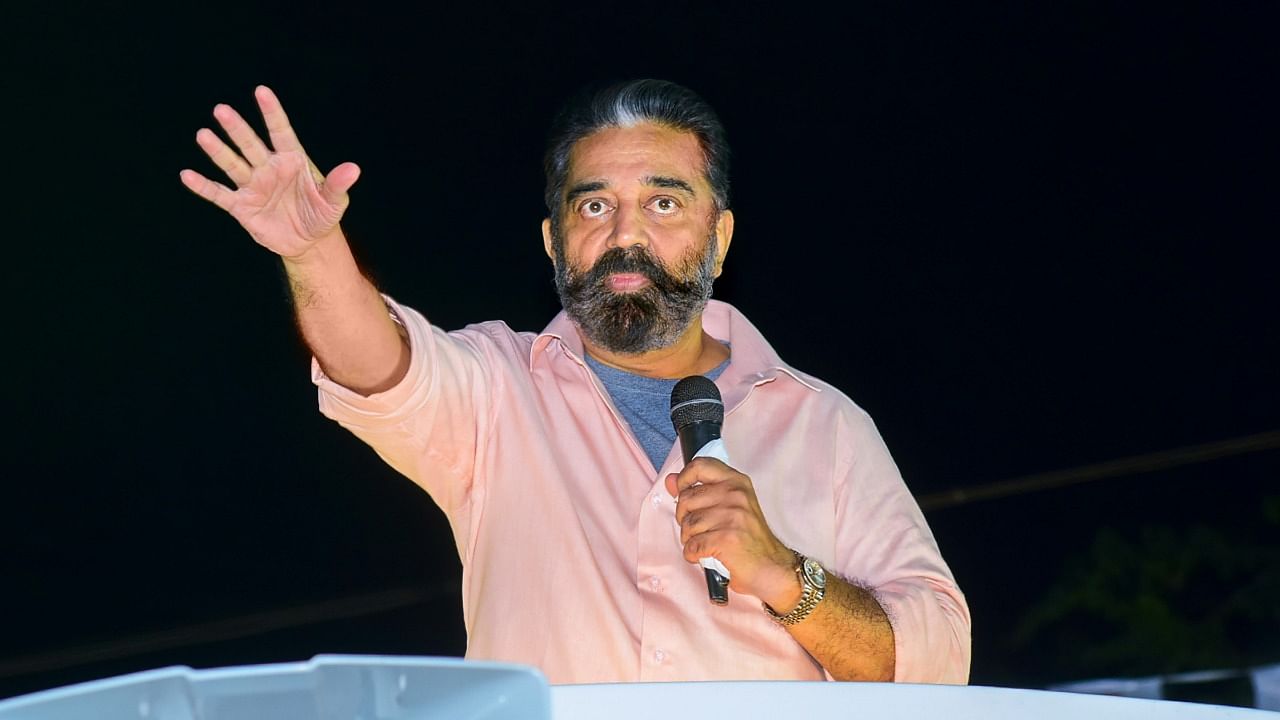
[278,230,370,313]
[281,228,349,268]
[758,548,804,613]
[763,551,829,626]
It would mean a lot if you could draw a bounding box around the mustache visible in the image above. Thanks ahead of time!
[575,246,690,293]
[553,236,717,354]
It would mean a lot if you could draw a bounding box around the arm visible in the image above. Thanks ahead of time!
[180,85,407,395]
[282,232,409,395]
[666,460,895,681]
[182,87,493,521]
[667,451,970,682]
[763,565,897,681]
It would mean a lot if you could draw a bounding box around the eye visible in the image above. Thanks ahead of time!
[648,196,680,215]
[578,199,613,218]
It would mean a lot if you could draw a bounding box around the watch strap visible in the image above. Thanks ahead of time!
[763,551,826,626]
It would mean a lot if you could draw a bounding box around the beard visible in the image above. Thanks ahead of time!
[552,227,718,355]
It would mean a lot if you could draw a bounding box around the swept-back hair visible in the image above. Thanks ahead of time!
[543,79,731,220]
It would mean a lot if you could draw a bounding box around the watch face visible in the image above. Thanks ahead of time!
[803,558,827,588]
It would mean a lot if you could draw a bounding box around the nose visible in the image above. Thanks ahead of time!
[607,203,649,250]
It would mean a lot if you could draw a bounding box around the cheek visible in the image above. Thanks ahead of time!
[558,236,601,274]
[650,223,712,260]
[561,223,613,262]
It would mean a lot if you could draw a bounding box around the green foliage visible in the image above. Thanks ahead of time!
[1011,497,1280,681]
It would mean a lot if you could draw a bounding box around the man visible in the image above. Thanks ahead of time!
[181,80,971,684]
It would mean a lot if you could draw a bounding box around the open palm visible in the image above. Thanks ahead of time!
[180,86,360,259]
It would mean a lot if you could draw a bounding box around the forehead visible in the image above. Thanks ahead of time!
[566,123,707,189]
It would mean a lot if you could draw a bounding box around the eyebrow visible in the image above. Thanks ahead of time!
[565,180,607,205]
[563,176,698,205]
[644,175,696,196]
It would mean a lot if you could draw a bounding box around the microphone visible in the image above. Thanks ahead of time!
[670,376,732,606]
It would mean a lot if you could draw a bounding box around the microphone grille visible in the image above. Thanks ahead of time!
[669,375,724,430]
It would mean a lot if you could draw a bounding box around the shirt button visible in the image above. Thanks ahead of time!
[653,649,666,663]
[649,576,662,591]
[651,494,663,507]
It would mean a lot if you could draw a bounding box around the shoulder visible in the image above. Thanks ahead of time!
[443,320,540,370]
[447,319,537,346]
[772,364,892,470]
[386,295,539,374]
[782,365,876,427]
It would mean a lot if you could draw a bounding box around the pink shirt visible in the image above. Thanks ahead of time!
[313,298,971,684]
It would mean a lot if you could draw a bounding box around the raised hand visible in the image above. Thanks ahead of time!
[180,86,361,260]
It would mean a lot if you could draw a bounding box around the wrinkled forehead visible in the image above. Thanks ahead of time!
[564,122,709,193]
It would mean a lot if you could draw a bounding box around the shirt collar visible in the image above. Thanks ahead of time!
[529,299,822,394]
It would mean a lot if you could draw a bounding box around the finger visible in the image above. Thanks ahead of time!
[319,162,362,206]
[213,103,271,166]
[683,530,734,565]
[679,508,729,545]
[255,85,304,154]
[179,169,236,212]
[679,492,752,540]
[673,483,716,523]
[195,128,252,187]
[673,457,735,494]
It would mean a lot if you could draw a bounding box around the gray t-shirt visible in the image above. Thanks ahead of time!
[584,350,730,471]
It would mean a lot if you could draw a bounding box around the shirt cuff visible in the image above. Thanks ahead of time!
[876,580,971,685]
[311,294,436,426]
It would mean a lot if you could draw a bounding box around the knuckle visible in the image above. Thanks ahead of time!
[687,457,717,473]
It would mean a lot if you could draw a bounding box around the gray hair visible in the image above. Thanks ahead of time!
[543,79,731,220]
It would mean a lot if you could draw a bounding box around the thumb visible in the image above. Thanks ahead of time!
[665,472,679,498]
[320,162,361,205]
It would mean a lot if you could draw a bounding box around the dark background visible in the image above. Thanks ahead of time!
[4,1,1277,702]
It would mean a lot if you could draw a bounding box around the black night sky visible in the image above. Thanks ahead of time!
[4,1,1277,701]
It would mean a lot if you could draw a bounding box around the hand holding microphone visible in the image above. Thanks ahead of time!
[668,377,800,610]
[669,376,733,604]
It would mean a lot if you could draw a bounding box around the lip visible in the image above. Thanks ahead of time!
[606,273,651,292]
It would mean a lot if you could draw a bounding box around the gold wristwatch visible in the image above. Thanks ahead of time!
[763,551,827,626]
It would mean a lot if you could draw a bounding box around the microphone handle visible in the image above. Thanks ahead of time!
[677,421,731,605]
[677,421,721,464]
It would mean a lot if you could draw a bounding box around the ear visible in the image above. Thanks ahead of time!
[541,217,555,263]
[712,209,734,277]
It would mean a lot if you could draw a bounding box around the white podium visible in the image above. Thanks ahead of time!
[0,656,1272,719]
[553,680,1275,719]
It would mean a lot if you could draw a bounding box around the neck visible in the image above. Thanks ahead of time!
[581,314,730,379]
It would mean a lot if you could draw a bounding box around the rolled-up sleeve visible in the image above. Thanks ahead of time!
[835,409,972,684]
[311,295,494,514]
